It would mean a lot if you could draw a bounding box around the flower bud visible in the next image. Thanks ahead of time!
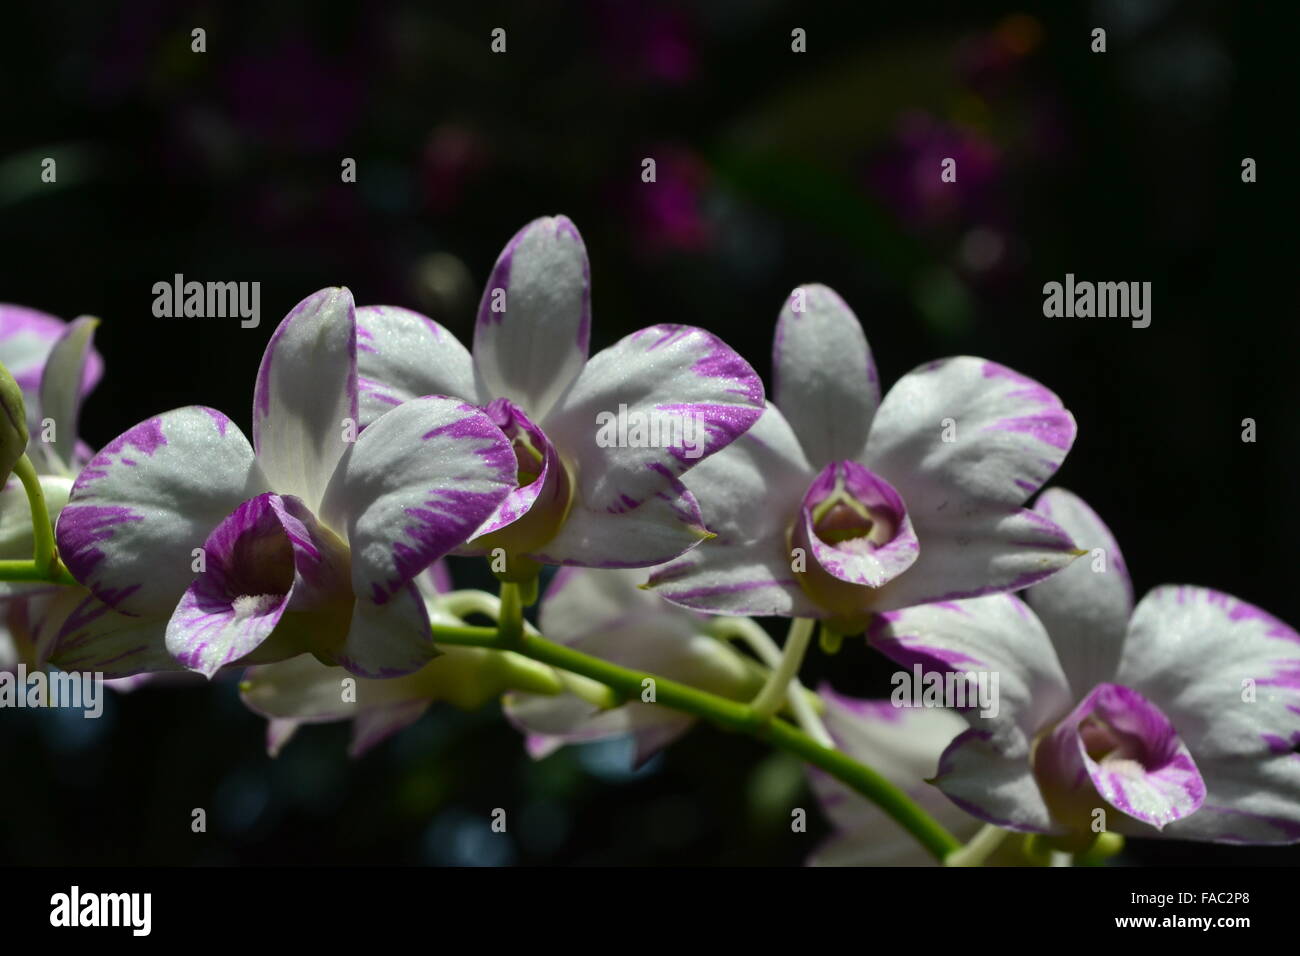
[0,361,30,486]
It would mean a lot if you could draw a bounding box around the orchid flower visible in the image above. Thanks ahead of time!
[807,688,983,866]
[239,563,562,757]
[53,288,518,679]
[868,487,1300,845]
[354,215,765,577]
[648,284,1080,634]
[0,306,102,568]
[502,567,764,767]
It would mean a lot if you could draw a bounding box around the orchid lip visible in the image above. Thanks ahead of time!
[1032,682,1206,832]
[789,460,920,629]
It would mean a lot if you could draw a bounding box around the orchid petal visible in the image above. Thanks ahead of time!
[868,595,1073,743]
[56,406,270,615]
[773,284,879,468]
[1025,488,1134,695]
[524,479,709,569]
[868,504,1078,613]
[543,323,764,515]
[648,404,820,617]
[37,316,99,474]
[38,587,179,679]
[1116,586,1300,843]
[317,396,515,605]
[472,215,590,419]
[0,304,104,422]
[932,727,1063,833]
[337,581,435,678]
[253,287,358,512]
[355,305,475,427]
[864,356,1075,510]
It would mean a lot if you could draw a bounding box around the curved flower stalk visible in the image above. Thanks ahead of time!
[807,689,986,866]
[354,215,765,579]
[239,564,563,757]
[503,567,766,766]
[869,487,1300,845]
[648,284,1080,635]
[54,288,518,679]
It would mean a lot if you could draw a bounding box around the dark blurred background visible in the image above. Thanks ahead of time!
[1,0,1296,865]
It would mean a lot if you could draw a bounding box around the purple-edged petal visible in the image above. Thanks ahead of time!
[932,727,1063,833]
[56,406,271,615]
[165,493,351,678]
[1026,488,1134,695]
[38,587,180,679]
[808,689,977,866]
[648,404,821,617]
[464,398,566,546]
[36,316,99,474]
[793,461,918,588]
[864,356,1075,511]
[253,287,358,512]
[355,305,475,428]
[337,581,435,678]
[0,304,103,417]
[773,284,879,469]
[542,323,764,515]
[317,396,515,605]
[1033,682,1204,831]
[1116,586,1300,844]
[867,503,1079,613]
[524,478,709,569]
[868,595,1073,741]
[472,215,591,420]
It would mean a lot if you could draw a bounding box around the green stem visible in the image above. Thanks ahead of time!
[748,617,816,723]
[14,454,57,574]
[429,619,962,862]
[497,580,525,646]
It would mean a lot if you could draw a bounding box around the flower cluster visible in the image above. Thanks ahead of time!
[2,214,1295,865]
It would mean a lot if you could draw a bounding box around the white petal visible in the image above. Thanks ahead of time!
[56,407,269,615]
[355,305,475,427]
[472,216,590,420]
[253,287,358,511]
[772,284,879,468]
[1025,487,1134,695]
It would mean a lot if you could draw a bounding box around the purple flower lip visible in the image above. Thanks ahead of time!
[1033,682,1206,832]
[472,398,573,569]
[789,461,920,633]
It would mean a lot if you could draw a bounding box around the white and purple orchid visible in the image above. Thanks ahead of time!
[869,487,1300,845]
[648,284,1080,633]
[53,288,518,679]
[0,306,102,564]
[354,215,765,576]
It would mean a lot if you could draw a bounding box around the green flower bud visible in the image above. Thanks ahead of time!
[0,361,30,486]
